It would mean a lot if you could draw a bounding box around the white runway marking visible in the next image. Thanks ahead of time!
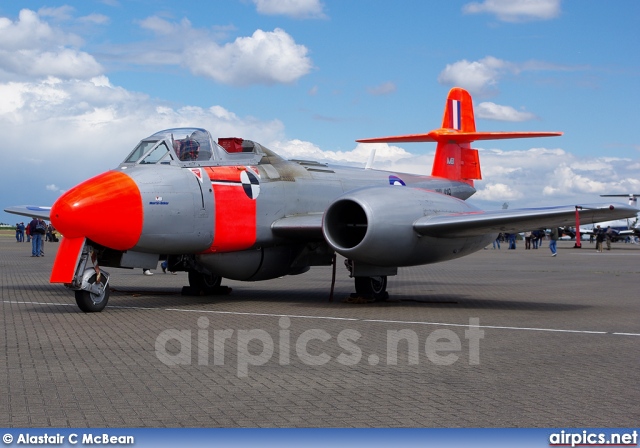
[3,300,639,336]
[164,307,359,321]
[3,300,74,306]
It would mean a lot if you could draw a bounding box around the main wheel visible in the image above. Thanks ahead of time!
[354,276,389,301]
[188,271,222,294]
[75,273,110,312]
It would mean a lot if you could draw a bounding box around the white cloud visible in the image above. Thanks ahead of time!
[270,141,412,165]
[184,28,313,86]
[367,81,397,96]
[1,9,312,86]
[437,56,513,96]
[78,13,110,25]
[463,0,561,22]
[252,0,327,19]
[471,148,640,207]
[138,15,181,36]
[476,102,537,121]
[37,6,75,21]
[0,9,102,80]
[134,16,313,86]
[437,56,579,96]
[474,183,524,201]
[0,9,82,50]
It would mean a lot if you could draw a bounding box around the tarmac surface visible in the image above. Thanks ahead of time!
[1,235,639,428]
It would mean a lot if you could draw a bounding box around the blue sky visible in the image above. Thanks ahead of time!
[1,0,639,225]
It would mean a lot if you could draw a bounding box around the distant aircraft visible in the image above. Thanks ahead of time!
[5,87,637,312]
[588,194,640,240]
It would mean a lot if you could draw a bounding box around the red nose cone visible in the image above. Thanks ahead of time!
[51,170,143,250]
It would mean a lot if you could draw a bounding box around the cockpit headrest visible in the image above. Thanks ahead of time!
[178,139,200,161]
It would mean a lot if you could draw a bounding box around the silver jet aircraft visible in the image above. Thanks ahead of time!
[6,87,637,312]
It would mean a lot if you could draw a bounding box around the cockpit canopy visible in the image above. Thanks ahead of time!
[122,128,277,166]
[124,128,217,164]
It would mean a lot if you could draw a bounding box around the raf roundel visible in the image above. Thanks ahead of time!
[241,169,260,199]
[389,175,406,186]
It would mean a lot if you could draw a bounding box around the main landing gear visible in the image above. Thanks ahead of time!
[344,259,389,302]
[354,275,389,301]
[186,270,226,295]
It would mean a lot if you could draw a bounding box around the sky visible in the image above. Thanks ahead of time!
[1,0,639,225]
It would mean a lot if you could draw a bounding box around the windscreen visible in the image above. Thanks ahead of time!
[124,140,158,163]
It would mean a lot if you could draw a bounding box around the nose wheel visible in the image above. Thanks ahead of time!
[75,273,110,312]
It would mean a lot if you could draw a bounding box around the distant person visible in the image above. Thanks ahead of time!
[45,223,54,242]
[28,217,46,257]
[595,225,604,252]
[38,219,47,255]
[605,226,614,250]
[507,233,516,250]
[493,233,502,249]
[25,222,31,242]
[524,231,532,250]
[549,227,559,257]
[15,223,22,242]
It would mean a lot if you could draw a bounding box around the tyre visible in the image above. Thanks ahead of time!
[75,273,110,312]
[354,276,388,301]
[188,271,222,294]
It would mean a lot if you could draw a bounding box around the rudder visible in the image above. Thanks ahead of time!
[432,87,480,185]
[441,87,476,132]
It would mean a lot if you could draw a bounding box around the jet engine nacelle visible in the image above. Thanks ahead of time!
[322,186,492,267]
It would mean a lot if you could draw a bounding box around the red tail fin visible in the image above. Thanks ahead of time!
[357,87,562,187]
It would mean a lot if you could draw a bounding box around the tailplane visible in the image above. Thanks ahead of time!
[600,194,639,208]
[357,87,562,186]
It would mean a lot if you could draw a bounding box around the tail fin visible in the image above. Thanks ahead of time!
[356,87,562,187]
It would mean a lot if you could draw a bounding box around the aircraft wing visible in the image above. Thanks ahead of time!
[271,213,324,240]
[413,203,637,238]
[4,205,52,220]
[617,229,640,236]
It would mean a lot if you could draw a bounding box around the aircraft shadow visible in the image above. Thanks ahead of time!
[9,283,589,314]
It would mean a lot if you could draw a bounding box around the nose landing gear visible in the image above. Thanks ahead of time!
[75,271,110,312]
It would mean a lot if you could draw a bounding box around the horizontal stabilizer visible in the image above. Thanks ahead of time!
[413,203,638,238]
[4,205,52,220]
[357,131,562,144]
